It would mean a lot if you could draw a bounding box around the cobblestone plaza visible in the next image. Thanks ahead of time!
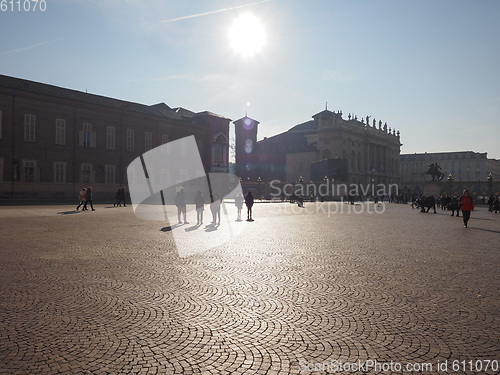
[0,202,499,374]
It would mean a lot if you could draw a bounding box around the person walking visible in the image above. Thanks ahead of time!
[210,193,222,226]
[493,196,500,213]
[175,188,187,224]
[76,187,87,211]
[488,194,495,212]
[235,192,244,221]
[459,190,474,228]
[194,191,205,225]
[114,187,126,207]
[113,187,122,207]
[82,186,95,211]
[245,191,254,221]
[117,187,127,207]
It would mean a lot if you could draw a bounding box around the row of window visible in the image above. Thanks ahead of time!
[401,162,482,173]
[17,113,168,152]
[16,160,119,184]
[402,153,485,161]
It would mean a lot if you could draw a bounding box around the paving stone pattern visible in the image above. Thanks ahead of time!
[0,202,499,374]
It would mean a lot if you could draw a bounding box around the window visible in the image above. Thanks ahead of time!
[79,122,96,147]
[24,114,36,142]
[22,160,38,182]
[105,165,115,184]
[213,143,224,163]
[145,132,152,151]
[54,162,66,183]
[212,134,227,165]
[126,129,135,151]
[83,123,91,147]
[106,126,115,150]
[81,163,93,184]
[55,119,66,145]
[161,134,169,144]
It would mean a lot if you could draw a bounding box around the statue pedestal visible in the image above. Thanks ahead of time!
[423,181,441,197]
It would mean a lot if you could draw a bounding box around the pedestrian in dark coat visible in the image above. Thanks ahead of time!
[114,188,122,207]
[488,194,495,212]
[245,191,254,221]
[194,191,205,225]
[175,189,187,224]
[210,193,222,226]
[83,186,95,211]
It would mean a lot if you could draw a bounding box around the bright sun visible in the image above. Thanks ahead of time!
[228,13,266,57]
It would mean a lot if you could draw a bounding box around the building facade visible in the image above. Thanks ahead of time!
[0,75,230,199]
[400,151,500,194]
[236,109,402,193]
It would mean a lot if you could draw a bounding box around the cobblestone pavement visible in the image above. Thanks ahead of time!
[0,201,499,374]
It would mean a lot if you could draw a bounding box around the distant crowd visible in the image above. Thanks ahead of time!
[411,190,498,228]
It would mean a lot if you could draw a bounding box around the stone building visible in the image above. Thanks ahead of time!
[235,108,402,191]
[400,151,500,194]
[0,75,230,199]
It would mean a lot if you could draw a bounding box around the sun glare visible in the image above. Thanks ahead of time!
[228,13,266,57]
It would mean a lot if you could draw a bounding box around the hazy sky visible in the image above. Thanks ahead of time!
[1,0,499,159]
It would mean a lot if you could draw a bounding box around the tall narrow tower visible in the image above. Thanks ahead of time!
[234,116,260,181]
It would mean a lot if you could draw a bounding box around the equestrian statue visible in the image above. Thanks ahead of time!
[424,163,444,181]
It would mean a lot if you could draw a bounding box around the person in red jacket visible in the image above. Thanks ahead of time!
[459,190,475,228]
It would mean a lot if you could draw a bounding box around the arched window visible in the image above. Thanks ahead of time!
[212,133,228,166]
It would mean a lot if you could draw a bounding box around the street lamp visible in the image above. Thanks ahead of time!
[447,173,454,196]
[487,173,493,195]
[257,176,262,199]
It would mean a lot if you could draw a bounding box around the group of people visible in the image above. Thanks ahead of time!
[487,194,500,213]
[76,187,95,211]
[175,189,255,226]
[416,190,475,228]
[113,187,127,207]
[76,186,129,211]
